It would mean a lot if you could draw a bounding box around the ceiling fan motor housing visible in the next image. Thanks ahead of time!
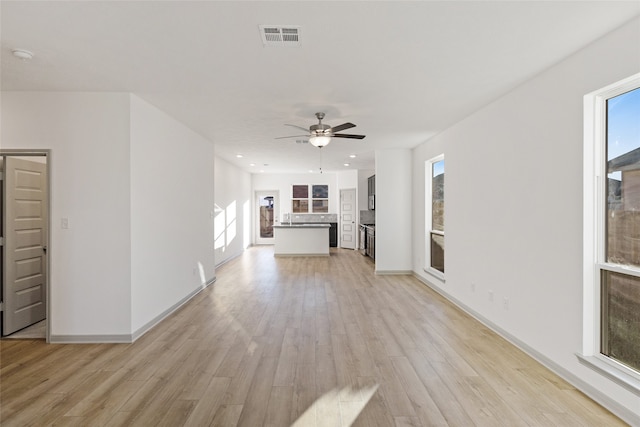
[310,123,332,135]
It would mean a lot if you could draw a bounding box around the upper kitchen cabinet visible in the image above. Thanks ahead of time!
[368,175,375,210]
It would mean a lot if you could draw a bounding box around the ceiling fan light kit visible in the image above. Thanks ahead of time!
[309,135,331,147]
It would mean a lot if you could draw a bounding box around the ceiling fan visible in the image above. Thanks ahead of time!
[276,112,366,148]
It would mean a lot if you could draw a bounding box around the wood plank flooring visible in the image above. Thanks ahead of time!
[0,246,627,426]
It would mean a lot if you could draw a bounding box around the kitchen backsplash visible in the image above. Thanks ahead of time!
[360,210,375,224]
[283,213,338,223]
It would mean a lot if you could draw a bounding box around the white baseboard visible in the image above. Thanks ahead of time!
[412,272,640,427]
[49,334,132,344]
[49,276,216,344]
[375,269,413,275]
[215,249,245,268]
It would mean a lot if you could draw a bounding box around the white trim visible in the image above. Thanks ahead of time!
[583,73,640,380]
[423,267,445,282]
[413,272,640,427]
[131,276,216,341]
[49,334,132,344]
[598,262,640,278]
[576,354,640,396]
[374,269,413,276]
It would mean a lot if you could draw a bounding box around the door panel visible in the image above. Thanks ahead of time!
[340,189,357,249]
[3,157,47,336]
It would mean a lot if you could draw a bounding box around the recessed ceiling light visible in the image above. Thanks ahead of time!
[249,163,256,167]
[12,49,34,60]
[259,169,265,173]
[349,154,356,158]
[344,163,350,167]
[236,154,243,158]
[308,169,314,173]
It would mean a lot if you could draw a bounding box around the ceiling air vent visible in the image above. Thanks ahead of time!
[259,25,301,47]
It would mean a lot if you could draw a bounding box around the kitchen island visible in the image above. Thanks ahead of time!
[273,223,330,256]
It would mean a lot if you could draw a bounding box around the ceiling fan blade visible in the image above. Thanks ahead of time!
[285,124,311,133]
[332,133,366,139]
[329,122,356,133]
[275,134,309,139]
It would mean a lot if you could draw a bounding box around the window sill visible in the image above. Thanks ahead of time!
[423,267,445,283]
[576,353,640,396]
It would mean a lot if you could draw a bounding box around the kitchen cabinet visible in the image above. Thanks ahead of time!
[368,174,375,210]
[366,226,375,260]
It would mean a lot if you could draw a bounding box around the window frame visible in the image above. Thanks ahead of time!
[425,155,445,281]
[581,73,640,394]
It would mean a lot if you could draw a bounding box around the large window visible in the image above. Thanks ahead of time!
[426,156,445,278]
[291,184,329,213]
[583,74,640,390]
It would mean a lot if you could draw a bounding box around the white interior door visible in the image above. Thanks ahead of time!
[340,188,357,249]
[255,191,279,245]
[2,157,47,336]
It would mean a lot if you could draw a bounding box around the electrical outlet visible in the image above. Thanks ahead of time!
[61,218,69,229]
[488,290,494,302]
[503,297,509,310]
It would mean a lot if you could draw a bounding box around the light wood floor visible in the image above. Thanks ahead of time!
[0,247,627,426]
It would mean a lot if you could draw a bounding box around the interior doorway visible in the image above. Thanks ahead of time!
[340,188,357,249]
[255,191,279,245]
[1,151,50,341]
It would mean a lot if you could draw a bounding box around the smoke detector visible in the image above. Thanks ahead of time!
[259,25,301,47]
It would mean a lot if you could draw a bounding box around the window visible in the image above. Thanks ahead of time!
[425,156,445,279]
[291,184,329,213]
[601,86,640,372]
[583,74,640,391]
[292,185,309,213]
[312,185,329,213]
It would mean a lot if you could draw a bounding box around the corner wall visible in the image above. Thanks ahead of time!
[376,149,412,273]
[411,17,640,422]
[1,92,133,338]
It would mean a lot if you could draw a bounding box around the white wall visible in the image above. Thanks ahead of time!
[336,169,358,193]
[214,156,252,266]
[411,17,640,422]
[358,169,375,213]
[1,92,133,337]
[376,149,412,273]
[129,95,216,334]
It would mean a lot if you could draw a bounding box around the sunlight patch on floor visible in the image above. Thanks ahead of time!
[292,384,379,427]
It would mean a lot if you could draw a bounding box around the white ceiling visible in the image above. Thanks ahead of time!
[2,1,639,173]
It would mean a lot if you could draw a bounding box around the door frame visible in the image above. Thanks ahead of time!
[1,149,51,343]
[339,188,357,249]
[254,190,280,245]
